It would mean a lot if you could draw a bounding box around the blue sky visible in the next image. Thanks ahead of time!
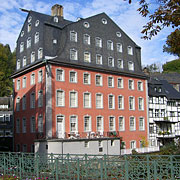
[0,0,176,67]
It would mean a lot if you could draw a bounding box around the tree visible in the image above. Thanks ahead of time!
[163,29,180,57]
[143,63,161,74]
[162,58,180,73]
[0,43,16,97]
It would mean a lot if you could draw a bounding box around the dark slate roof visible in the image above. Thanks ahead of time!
[151,73,180,84]
[148,77,180,100]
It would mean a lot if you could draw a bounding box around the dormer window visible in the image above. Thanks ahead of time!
[31,52,35,63]
[17,59,20,70]
[27,37,31,48]
[84,52,91,63]
[128,61,134,71]
[70,49,78,60]
[108,57,114,67]
[117,59,123,69]
[70,31,77,42]
[38,48,43,59]
[28,16,32,23]
[28,23,31,32]
[20,42,24,53]
[23,56,27,67]
[83,22,90,28]
[127,46,133,55]
[107,40,113,50]
[54,16,58,23]
[35,32,39,44]
[96,54,102,65]
[35,20,39,27]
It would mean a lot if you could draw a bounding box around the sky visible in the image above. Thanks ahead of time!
[0,0,177,67]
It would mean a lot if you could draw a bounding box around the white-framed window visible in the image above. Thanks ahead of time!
[84,92,91,108]
[118,95,124,109]
[138,97,144,110]
[117,59,123,69]
[69,71,77,83]
[30,92,35,109]
[117,78,124,88]
[127,46,133,55]
[108,77,114,87]
[109,116,115,131]
[84,115,91,132]
[107,40,113,50]
[139,117,145,131]
[22,77,27,88]
[22,95,26,110]
[70,49,78,60]
[38,114,43,133]
[96,54,102,65]
[16,119,20,133]
[102,18,107,24]
[0,115,4,122]
[129,96,135,110]
[20,42,24,53]
[96,93,103,109]
[70,31,77,42]
[5,115,10,122]
[108,57,114,67]
[116,31,121,37]
[95,74,103,86]
[117,43,122,52]
[31,73,35,85]
[95,37,102,47]
[84,141,89,148]
[57,89,65,107]
[83,34,90,45]
[23,56,27,67]
[28,16,32,23]
[84,52,91,63]
[28,23,31,32]
[130,117,136,131]
[17,59,21,70]
[108,94,115,109]
[38,48,43,59]
[38,70,43,83]
[31,116,36,133]
[83,22,90,28]
[17,79,20,90]
[31,52,35,63]
[119,116,125,131]
[38,90,43,107]
[21,31,24,37]
[128,61,134,71]
[54,16,58,22]
[16,97,20,111]
[138,81,143,91]
[70,115,78,132]
[35,20,39,27]
[56,69,64,81]
[130,140,136,149]
[27,37,31,48]
[128,79,134,90]
[83,73,90,85]
[34,32,39,44]
[70,91,78,108]
[22,117,26,133]
[97,116,103,132]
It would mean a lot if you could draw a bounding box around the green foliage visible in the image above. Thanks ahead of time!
[159,142,179,155]
[163,29,180,57]
[0,43,16,97]
[143,63,161,73]
[162,59,180,73]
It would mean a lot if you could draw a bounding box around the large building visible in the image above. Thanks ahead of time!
[12,4,153,154]
[148,77,180,147]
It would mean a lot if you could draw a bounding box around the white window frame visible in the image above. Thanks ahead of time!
[84,115,91,132]
[96,54,102,65]
[96,116,104,132]
[56,89,65,107]
[84,52,91,63]
[16,97,20,111]
[17,79,20,90]
[109,116,115,131]
[20,42,24,53]
[130,116,136,131]
[95,37,102,47]
[107,40,113,50]
[117,59,123,69]
[56,68,64,81]
[83,92,91,108]
[118,95,124,110]
[17,59,21,70]
[70,49,78,60]
[128,79,134,90]
[139,117,145,131]
[27,37,31,48]
[137,81,143,91]
[108,94,115,109]
[23,56,27,67]
[38,69,43,83]
[95,74,103,86]
[69,91,78,108]
[31,52,35,63]
[130,140,136,149]
[30,92,35,109]
[22,76,27,88]
[38,114,43,133]
[38,48,43,59]
[69,71,77,83]
[83,34,90,45]
[38,90,43,107]
[35,32,39,44]
[117,78,124,89]
[138,97,144,111]
[129,96,135,110]
[128,61,134,71]
[119,116,125,131]
[96,93,103,109]
[127,46,133,55]
[108,76,114,88]
[70,115,78,133]
[28,23,31,32]
[108,57,114,67]
[117,43,122,52]
[31,73,35,85]
[70,31,77,42]
[83,72,91,85]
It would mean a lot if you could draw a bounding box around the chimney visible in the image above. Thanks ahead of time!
[51,4,63,17]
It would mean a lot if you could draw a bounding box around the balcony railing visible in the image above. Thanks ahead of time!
[157,131,176,138]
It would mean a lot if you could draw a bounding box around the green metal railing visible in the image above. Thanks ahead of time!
[0,152,180,179]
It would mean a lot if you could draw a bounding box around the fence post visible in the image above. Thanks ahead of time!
[36,155,39,178]
[147,155,150,180]
[77,158,80,180]
[104,154,108,180]
[153,160,157,180]
[170,155,174,179]
[3,153,6,176]
[100,158,103,180]
[125,155,129,180]
[19,155,22,179]
[56,158,58,180]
